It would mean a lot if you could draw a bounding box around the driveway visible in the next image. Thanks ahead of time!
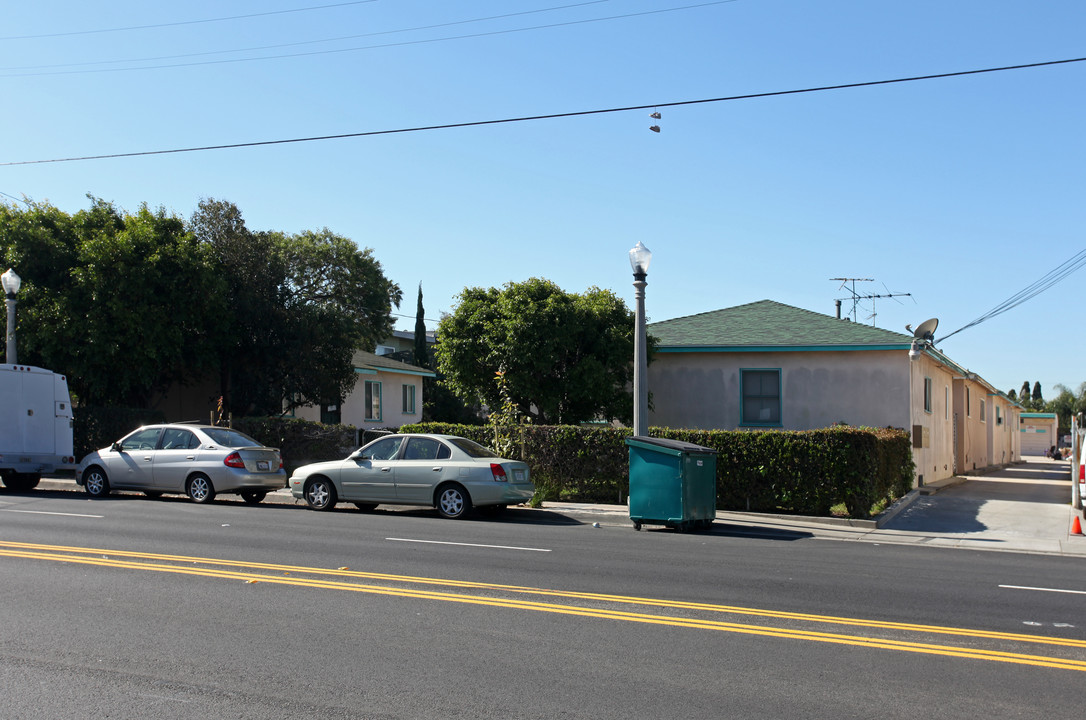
[876,457,1084,554]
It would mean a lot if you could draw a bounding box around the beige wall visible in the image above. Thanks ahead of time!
[648,349,912,431]
[908,354,956,485]
[986,394,1019,466]
[1020,415,1058,455]
[293,370,424,430]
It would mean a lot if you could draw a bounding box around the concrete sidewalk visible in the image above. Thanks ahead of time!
[543,458,1086,556]
[26,457,1086,557]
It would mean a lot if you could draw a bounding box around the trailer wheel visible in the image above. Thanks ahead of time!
[2,473,40,491]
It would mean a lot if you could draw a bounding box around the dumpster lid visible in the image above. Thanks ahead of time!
[625,436,718,455]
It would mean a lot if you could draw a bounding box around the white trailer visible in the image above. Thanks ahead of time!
[0,364,76,490]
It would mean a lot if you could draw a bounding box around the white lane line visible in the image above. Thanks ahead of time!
[0,509,104,519]
[999,584,1086,596]
[386,537,551,552]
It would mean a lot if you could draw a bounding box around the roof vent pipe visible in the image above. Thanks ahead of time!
[835,299,842,319]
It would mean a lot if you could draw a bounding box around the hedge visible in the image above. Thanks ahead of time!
[72,411,914,518]
[403,422,915,518]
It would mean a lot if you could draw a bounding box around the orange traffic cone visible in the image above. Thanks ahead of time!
[1073,514,1083,536]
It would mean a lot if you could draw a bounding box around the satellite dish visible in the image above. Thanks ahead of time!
[912,318,939,342]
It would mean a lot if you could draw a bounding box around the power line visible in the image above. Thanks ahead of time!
[0,1,734,77]
[3,55,1082,167]
[1,1,614,72]
[0,1,378,41]
[938,249,1086,344]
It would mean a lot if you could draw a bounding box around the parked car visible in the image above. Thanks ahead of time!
[289,434,534,518]
[76,424,286,504]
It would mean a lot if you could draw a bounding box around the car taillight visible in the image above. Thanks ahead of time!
[224,452,246,469]
[490,463,508,482]
[1080,463,1084,481]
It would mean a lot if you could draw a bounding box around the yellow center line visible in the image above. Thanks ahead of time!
[3,540,1085,672]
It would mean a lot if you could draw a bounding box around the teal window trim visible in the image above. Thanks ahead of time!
[923,377,932,414]
[364,380,383,422]
[739,368,782,428]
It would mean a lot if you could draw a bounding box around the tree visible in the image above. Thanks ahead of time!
[1046,384,1076,431]
[3,198,224,406]
[413,283,428,368]
[1007,389,1017,401]
[190,200,402,415]
[1032,382,1043,406]
[434,278,640,425]
[1020,381,1031,405]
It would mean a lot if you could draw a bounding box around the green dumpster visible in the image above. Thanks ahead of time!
[626,436,717,531]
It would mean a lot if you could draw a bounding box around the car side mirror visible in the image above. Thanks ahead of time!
[111,442,122,452]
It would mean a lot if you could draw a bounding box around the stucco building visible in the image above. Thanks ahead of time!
[646,300,1021,486]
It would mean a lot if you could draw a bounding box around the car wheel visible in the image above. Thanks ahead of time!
[436,484,472,519]
[241,491,266,505]
[186,474,216,503]
[304,478,337,511]
[353,502,378,512]
[84,467,110,498]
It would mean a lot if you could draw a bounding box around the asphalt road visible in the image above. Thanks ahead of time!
[2,487,1085,719]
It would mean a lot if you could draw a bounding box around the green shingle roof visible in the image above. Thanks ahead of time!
[649,300,913,349]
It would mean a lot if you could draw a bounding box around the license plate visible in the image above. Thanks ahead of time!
[513,469,525,482]
[257,460,270,471]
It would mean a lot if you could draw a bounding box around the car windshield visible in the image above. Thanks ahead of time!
[447,437,499,458]
[202,428,261,448]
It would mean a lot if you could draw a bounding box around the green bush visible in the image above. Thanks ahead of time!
[74,407,166,459]
[74,411,915,518]
[233,417,358,475]
[403,422,915,517]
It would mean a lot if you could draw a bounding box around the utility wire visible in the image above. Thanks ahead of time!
[1,1,613,72]
[3,55,1082,167]
[0,1,735,77]
[0,1,378,41]
[939,249,1086,344]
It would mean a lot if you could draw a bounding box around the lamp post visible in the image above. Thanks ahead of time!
[628,242,652,437]
[2,268,20,365]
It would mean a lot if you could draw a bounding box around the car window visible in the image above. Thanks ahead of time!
[202,428,261,448]
[120,428,162,452]
[160,428,198,450]
[404,437,444,461]
[447,437,498,458]
[362,436,404,461]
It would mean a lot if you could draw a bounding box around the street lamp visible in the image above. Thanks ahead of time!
[628,242,652,436]
[2,268,20,364]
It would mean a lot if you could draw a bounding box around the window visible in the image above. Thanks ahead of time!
[966,387,971,417]
[945,386,949,419]
[121,428,162,451]
[402,384,416,414]
[741,369,781,426]
[364,380,382,421]
[923,377,932,413]
[160,428,198,450]
[980,398,986,422]
[361,435,402,460]
[404,437,451,460]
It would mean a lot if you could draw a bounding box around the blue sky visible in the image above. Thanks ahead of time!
[2,1,1083,400]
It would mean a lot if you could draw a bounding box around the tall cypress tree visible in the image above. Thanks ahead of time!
[414,283,428,368]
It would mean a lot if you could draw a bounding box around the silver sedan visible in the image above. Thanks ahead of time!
[289,434,534,518]
[76,424,286,504]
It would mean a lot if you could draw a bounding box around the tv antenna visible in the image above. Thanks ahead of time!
[831,278,913,325]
